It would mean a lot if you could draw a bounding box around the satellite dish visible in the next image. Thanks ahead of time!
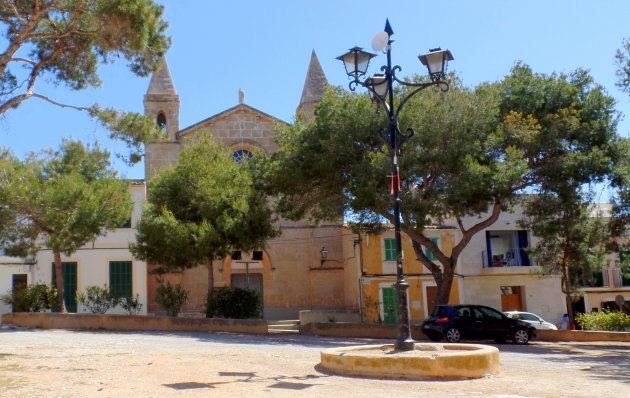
[372,31,389,53]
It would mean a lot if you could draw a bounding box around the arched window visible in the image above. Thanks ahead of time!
[156,112,167,132]
[232,149,253,165]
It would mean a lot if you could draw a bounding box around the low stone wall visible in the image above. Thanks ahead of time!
[301,322,630,342]
[300,322,429,340]
[299,309,361,324]
[537,329,630,342]
[2,313,268,334]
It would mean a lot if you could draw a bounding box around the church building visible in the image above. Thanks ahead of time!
[142,52,360,319]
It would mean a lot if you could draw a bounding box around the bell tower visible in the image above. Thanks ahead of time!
[296,50,328,121]
[143,56,182,180]
[144,56,180,141]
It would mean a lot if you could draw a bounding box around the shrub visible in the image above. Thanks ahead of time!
[1,283,59,312]
[76,285,120,314]
[206,287,262,319]
[575,310,630,331]
[155,278,189,317]
[120,295,143,315]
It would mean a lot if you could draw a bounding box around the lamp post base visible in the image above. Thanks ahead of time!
[394,338,415,351]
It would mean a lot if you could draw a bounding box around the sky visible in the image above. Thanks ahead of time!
[1,0,629,181]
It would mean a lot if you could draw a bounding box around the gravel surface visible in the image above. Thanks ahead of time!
[0,326,628,397]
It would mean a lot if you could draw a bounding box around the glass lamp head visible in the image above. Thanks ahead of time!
[418,48,454,81]
[337,47,377,79]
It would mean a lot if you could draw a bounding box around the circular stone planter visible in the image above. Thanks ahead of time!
[320,343,499,380]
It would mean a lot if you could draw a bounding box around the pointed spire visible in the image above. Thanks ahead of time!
[146,55,177,95]
[296,50,328,118]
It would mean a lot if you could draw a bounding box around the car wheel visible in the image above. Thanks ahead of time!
[445,327,461,343]
[512,328,530,345]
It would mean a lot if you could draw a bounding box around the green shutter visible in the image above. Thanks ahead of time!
[109,261,132,298]
[382,287,397,324]
[425,237,439,261]
[51,262,77,313]
[384,238,396,261]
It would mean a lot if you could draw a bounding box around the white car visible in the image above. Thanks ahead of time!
[503,311,558,330]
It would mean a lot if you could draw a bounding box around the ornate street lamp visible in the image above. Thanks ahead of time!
[337,19,453,351]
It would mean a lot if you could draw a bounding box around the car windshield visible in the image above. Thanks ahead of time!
[520,313,540,322]
[478,307,504,320]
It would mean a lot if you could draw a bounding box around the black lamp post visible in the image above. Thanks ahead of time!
[337,19,453,351]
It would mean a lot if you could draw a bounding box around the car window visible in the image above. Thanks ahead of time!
[456,307,473,318]
[472,308,484,320]
[521,314,539,322]
[478,307,504,320]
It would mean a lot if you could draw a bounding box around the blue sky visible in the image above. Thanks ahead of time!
[1,0,629,180]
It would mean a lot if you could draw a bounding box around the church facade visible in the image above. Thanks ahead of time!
[142,52,360,319]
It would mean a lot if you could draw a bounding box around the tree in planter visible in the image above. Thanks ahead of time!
[76,285,120,314]
[120,295,143,315]
[206,287,262,319]
[520,191,611,326]
[1,282,59,312]
[0,140,132,311]
[266,64,621,309]
[0,0,170,163]
[131,132,277,317]
[154,278,188,317]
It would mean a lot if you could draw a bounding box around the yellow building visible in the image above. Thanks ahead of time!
[356,227,461,324]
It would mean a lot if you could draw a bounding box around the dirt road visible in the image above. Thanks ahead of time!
[0,326,628,397]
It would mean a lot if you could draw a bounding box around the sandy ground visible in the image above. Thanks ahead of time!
[0,326,628,398]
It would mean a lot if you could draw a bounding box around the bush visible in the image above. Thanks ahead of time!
[575,310,630,331]
[76,285,120,314]
[120,295,143,315]
[1,283,59,312]
[206,287,262,319]
[155,278,189,317]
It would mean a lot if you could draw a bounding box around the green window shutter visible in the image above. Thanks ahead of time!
[425,237,439,261]
[381,287,398,325]
[51,262,78,313]
[109,261,132,298]
[384,238,396,261]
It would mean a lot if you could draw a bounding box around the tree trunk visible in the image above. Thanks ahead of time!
[435,266,454,307]
[206,259,215,317]
[560,251,574,329]
[53,251,65,312]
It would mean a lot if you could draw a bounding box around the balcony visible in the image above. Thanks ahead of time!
[482,248,534,268]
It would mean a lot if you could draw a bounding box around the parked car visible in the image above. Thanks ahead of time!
[503,311,558,330]
[422,304,536,344]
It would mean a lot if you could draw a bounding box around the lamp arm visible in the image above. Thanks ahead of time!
[394,80,449,120]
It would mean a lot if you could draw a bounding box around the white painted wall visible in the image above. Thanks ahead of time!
[24,181,148,315]
[0,259,33,315]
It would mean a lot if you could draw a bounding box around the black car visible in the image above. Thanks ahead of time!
[422,304,536,344]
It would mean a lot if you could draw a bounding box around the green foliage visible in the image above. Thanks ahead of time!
[92,106,167,164]
[575,310,630,331]
[76,285,120,314]
[206,287,262,319]
[520,193,610,292]
[119,295,143,315]
[615,37,630,95]
[1,283,59,312]
[0,0,170,161]
[131,132,278,273]
[0,140,132,311]
[0,140,132,257]
[267,65,621,307]
[155,278,189,317]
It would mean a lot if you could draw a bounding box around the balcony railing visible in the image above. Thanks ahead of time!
[482,248,534,268]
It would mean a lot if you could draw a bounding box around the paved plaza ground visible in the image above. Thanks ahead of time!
[0,326,628,397]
